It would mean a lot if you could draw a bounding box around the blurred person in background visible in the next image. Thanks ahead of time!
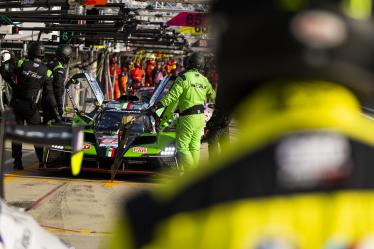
[119,64,128,96]
[145,58,156,87]
[123,60,133,94]
[43,44,72,124]
[170,59,177,74]
[152,61,164,86]
[130,62,144,93]
[109,55,121,100]
[108,1,374,248]
[172,62,183,76]
[165,60,173,76]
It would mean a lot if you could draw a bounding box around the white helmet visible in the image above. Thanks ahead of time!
[0,50,11,63]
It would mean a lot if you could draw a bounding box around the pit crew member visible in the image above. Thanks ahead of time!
[154,52,215,170]
[11,42,56,169]
[43,44,72,123]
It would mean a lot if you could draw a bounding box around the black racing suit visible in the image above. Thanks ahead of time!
[10,58,56,163]
[43,59,65,124]
[206,107,231,160]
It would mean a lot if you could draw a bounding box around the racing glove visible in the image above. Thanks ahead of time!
[147,102,164,116]
[146,105,158,116]
[57,107,64,117]
[53,107,63,122]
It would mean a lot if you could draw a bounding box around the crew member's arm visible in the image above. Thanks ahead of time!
[158,76,185,108]
[52,68,66,115]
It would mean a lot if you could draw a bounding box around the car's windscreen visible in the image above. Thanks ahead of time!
[155,79,175,104]
[136,88,154,103]
[67,76,99,117]
[96,111,152,133]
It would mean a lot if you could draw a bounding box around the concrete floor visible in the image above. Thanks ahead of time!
[1,117,239,249]
[3,142,159,249]
[3,141,211,249]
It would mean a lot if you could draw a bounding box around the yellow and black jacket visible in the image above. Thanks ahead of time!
[108,81,374,249]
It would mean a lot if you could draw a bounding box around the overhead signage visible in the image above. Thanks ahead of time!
[166,12,208,27]
[178,26,208,35]
[60,31,74,44]
[81,0,108,5]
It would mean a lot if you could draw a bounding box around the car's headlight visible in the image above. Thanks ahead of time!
[51,145,64,150]
[160,146,176,156]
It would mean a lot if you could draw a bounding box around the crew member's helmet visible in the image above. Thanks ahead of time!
[186,53,204,71]
[56,44,73,64]
[211,0,374,113]
[0,50,11,63]
[27,42,45,60]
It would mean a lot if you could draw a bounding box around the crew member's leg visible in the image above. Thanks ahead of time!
[114,79,120,100]
[12,113,24,169]
[27,110,43,163]
[176,116,194,170]
[42,106,54,125]
[189,114,205,167]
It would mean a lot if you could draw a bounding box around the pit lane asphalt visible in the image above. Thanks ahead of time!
[3,141,161,249]
[3,141,211,249]
[2,119,238,249]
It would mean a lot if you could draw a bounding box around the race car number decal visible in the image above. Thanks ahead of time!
[132,147,148,153]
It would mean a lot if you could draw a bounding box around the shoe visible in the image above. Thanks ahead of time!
[13,160,24,170]
[39,161,44,169]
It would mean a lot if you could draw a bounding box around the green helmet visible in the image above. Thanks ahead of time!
[211,0,374,112]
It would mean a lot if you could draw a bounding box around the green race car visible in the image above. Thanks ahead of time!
[42,72,180,175]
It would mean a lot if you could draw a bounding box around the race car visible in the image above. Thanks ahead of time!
[42,72,180,175]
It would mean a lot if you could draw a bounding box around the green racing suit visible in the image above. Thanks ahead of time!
[159,69,215,169]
